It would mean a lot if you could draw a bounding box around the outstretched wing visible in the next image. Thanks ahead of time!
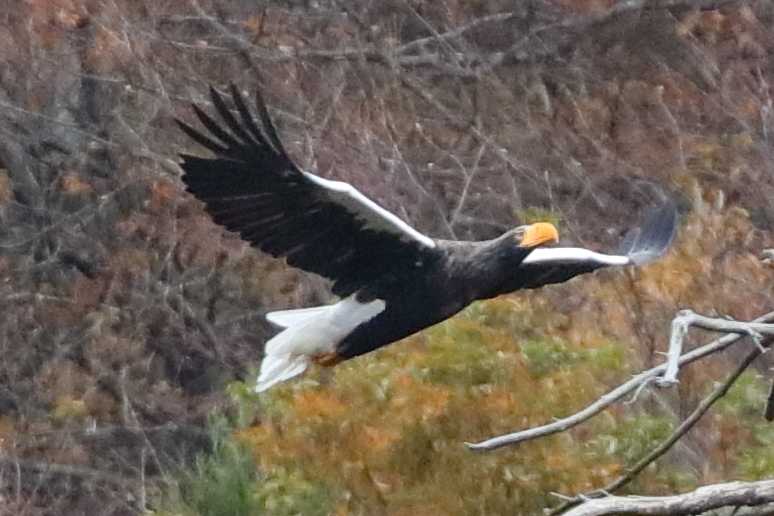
[514,201,678,290]
[177,85,439,297]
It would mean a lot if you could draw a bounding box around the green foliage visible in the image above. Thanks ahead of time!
[738,434,774,480]
[157,417,262,516]
[716,373,774,480]
[521,337,625,380]
[155,415,334,516]
[162,302,771,515]
[234,299,652,514]
[517,206,561,227]
[415,323,514,387]
[463,298,564,337]
[521,337,583,377]
[226,379,262,429]
[716,371,767,418]
[588,414,675,464]
[255,468,333,516]
[51,396,89,424]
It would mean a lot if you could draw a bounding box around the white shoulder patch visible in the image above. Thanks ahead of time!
[266,305,335,328]
[302,171,436,249]
[523,247,630,266]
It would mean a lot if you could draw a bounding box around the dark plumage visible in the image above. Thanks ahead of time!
[176,85,678,392]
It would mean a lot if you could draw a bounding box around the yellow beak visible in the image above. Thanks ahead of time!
[520,222,559,248]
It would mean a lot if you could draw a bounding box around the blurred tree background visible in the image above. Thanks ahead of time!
[0,0,772,514]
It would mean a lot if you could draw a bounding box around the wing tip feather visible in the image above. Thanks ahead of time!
[621,199,679,265]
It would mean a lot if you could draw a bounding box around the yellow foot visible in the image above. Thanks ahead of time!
[311,352,343,367]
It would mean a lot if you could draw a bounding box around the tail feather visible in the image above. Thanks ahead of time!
[266,305,333,328]
[264,321,315,356]
[256,297,386,393]
[255,354,309,392]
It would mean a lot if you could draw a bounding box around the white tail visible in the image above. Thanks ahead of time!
[255,354,309,392]
[266,305,334,328]
[255,297,386,392]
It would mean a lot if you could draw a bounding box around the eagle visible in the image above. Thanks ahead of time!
[176,85,677,392]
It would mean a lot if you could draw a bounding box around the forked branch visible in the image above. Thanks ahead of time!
[658,310,774,386]
[466,310,774,451]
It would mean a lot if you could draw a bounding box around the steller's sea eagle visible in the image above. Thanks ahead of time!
[176,85,677,392]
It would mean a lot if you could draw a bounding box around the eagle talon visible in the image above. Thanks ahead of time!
[312,352,343,367]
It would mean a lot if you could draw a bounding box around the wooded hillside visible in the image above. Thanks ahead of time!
[0,1,772,514]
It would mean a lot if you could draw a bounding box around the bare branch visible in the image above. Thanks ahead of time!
[0,455,133,488]
[765,380,774,421]
[659,311,774,385]
[562,480,774,516]
[465,311,774,451]
[549,346,764,514]
[401,12,516,54]
[734,502,774,516]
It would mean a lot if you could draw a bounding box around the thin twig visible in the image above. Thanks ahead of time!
[732,502,774,516]
[659,311,774,385]
[0,456,132,488]
[395,12,515,55]
[399,75,539,185]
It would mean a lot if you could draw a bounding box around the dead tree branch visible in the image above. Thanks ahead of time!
[549,346,764,514]
[0,455,133,488]
[562,480,774,516]
[659,310,774,386]
[734,502,774,516]
[465,310,774,451]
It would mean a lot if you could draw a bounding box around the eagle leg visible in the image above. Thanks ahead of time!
[311,351,344,367]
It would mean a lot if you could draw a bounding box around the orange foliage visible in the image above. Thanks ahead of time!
[292,390,348,420]
[108,248,151,278]
[85,25,132,73]
[149,179,178,212]
[237,297,635,513]
[70,276,106,314]
[550,0,616,14]
[61,173,93,194]
[0,170,12,203]
[37,359,92,403]
[25,0,86,48]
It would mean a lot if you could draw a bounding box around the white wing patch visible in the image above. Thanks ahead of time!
[302,172,436,249]
[523,247,631,266]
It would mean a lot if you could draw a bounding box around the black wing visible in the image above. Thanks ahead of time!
[177,85,439,297]
[513,201,678,290]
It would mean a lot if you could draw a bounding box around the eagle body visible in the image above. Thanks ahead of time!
[176,85,677,392]
[339,235,533,360]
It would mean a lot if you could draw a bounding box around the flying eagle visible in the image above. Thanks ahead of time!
[176,85,677,392]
